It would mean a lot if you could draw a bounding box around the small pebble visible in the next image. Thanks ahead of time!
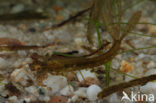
[111,59,120,69]
[0,84,8,97]
[87,84,102,101]
[141,82,156,96]
[0,57,8,69]
[11,68,29,86]
[49,96,68,103]
[79,77,100,86]
[76,70,97,82]
[145,69,156,76]
[17,51,27,56]
[149,25,156,35]
[24,97,31,103]
[10,4,24,13]
[25,86,38,96]
[109,93,120,103]
[43,74,67,94]
[43,96,50,102]
[60,85,74,96]
[74,38,83,45]
[147,61,155,68]
[74,87,87,98]
[69,95,79,103]
[120,60,133,73]
[8,96,17,103]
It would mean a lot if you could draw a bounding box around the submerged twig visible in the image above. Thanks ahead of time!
[98,74,156,98]
[87,0,105,44]
[42,7,90,32]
